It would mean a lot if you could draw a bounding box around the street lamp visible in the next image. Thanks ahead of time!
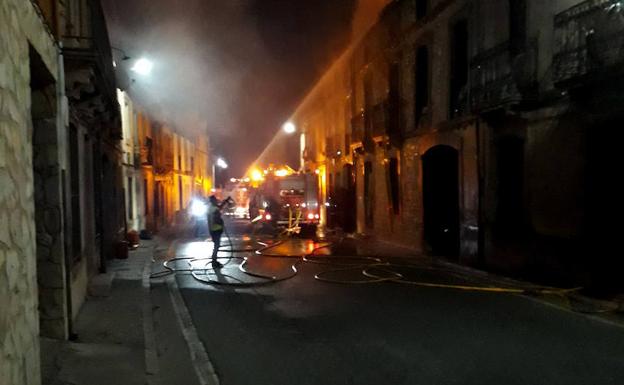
[216,158,228,169]
[283,121,296,134]
[212,157,228,190]
[131,58,153,76]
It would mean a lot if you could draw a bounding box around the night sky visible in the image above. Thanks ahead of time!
[102,0,357,176]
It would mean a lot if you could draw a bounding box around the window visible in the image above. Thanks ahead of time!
[496,136,525,237]
[450,19,469,118]
[144,178,149,215]
[127,176,134,219]
[388,63,401,136]
[388,158,400,215]
[509,0,527,55]
[364,161,374,227]
[364,73,374,141]
[415,45,429,124]
[416,0,428,20]
[69,125,82,263]
[178,176,183,210]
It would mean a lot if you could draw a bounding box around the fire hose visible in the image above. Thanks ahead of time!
[150,234,584,300]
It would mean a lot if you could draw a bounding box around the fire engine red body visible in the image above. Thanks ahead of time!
[249,172,319,231]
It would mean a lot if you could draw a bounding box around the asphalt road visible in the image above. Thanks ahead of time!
[173,219,624,385]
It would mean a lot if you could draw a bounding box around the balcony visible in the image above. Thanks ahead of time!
[470,41,536,112]
[553,0,624,85]
[141,137,153,166]
[63,0,116,105]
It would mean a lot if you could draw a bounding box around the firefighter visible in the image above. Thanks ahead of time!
[207,195,231,268]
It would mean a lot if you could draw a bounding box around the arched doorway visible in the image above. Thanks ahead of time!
[422,145,460,258]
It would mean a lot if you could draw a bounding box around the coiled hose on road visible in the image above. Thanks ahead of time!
[149,230,584,299]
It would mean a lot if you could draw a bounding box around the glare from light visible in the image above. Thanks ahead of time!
[251,169,264,182]
[216,158,228,169]
[131,58,153,76]
[307,213,315,220]
[264,213,272,221]
[283,122,296,134]
[230,178,237,183]
[190,199,208,218]
[274,169,289,177]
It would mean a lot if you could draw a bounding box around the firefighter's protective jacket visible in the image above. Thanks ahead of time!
[207,204,224,232]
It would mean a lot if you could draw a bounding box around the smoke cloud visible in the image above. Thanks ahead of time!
[102,0,357,175]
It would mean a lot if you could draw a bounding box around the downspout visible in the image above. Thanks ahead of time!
[58,43,76,339]
[476,117,485,268]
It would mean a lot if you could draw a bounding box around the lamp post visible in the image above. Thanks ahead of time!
[130,57,153,76]
[282,121,305,171]
[212,157,228,190]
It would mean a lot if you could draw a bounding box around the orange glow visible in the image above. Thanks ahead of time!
[274,165,295,177]
[251,169,264,182]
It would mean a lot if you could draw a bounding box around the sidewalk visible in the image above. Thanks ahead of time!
[40,237,199,385]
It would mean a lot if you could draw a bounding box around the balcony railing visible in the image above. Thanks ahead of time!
[63,0,116,101]
[470,41,536,111]
[141,138,153,166]
[553,0,624,84]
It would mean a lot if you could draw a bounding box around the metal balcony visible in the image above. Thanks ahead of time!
[553,0,624,85]
[470,41,536,112]
[63,0,116,103]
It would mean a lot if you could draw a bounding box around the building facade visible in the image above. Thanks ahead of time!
[291,0,624,291]
[1,0,123,383]
[136,112,213,232]
[1,1,64,383]
[119,90,146,232]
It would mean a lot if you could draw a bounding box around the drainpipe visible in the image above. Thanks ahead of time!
[476,118,485,268]
[58,44,76,339]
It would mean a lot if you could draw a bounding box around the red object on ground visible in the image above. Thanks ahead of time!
[116,241,129,259]
[126,231,140,249]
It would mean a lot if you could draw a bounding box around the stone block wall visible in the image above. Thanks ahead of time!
[0,0,61,384]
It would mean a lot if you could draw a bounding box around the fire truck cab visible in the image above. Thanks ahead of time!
[249,171,319,235]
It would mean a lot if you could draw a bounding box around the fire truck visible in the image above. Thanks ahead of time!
[249,170,319,235]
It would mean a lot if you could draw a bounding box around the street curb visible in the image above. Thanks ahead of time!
[433,259,624,327]
[142,242,160,384]
[333,234,624,325]
[166,274,220,385]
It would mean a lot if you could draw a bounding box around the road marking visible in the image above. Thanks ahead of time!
[167,274,220,385]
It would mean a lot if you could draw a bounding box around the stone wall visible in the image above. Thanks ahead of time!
[0,0,61,384]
